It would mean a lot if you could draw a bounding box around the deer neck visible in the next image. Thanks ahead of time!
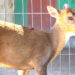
[49,23,68,62]
[50,23,67,50]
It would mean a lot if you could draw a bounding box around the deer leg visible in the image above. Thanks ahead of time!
[18,70,25,75]
[24,70,30,75]
[18,70,30,75]
[36,66,47,75]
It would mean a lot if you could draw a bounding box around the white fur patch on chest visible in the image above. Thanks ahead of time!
[66,33,75,43]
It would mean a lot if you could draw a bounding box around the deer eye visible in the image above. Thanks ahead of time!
[68,17,73,20]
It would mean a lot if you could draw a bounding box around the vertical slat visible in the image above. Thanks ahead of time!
[69,0,75,8]
[33,0,41,29]
[15,0,28,26]
[24,0,28,26]
[42,0,51,31]
[22,0,24,26]
[15,0,23,25]
[31,0,34,27]
[0,0,14,22]
[28,0,32,28]
[50,0,56,28]
[40,0,42,30]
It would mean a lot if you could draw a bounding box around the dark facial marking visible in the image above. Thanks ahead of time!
[68,17,73,20]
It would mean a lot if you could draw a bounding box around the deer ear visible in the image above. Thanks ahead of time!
[63,4,70,9]
[47,6,59,18]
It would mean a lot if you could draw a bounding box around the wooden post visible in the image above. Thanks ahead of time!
[0,0,14,22]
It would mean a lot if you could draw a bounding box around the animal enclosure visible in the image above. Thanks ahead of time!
[0,0,75,75]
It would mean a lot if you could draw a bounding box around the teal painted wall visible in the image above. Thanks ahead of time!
[57,0,75,9]
[15,0,28,26]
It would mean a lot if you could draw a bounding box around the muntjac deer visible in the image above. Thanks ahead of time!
[0,4,75,75]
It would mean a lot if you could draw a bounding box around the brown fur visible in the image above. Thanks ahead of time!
[0,6,75,75]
